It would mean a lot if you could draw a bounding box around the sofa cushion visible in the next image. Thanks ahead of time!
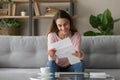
[0,36,48,68]
[81,36,120,69]
[0,36,120,69]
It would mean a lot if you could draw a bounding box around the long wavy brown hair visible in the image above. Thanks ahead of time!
[47,10,78,36]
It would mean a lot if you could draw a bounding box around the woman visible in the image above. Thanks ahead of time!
[47,10,84,74]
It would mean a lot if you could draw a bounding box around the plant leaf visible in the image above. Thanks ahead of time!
[84,9,116,36]
[89,15,99,28]
[83,31,97,36]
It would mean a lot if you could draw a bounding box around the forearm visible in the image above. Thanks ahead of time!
[48,51,55,57]
[48,49,56,57]
[72,51,84,59]
[79,51,84,59]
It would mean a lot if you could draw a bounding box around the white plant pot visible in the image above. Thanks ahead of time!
[21,12,26,16]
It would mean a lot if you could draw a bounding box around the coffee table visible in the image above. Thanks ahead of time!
[55,72,115,80]
[30,72,115,80]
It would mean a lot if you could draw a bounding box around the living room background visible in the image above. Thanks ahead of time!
[12,0,120,35]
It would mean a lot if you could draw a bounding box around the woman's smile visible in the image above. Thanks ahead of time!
[56,18,70,35]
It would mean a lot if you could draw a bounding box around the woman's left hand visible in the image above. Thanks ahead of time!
[72,51,83,58]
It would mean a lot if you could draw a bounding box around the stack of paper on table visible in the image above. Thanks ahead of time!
[48,38,80,64]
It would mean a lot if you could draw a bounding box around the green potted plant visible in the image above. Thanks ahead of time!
[84,9,120,36]
[0,0,13,15]
[0,18,22,35]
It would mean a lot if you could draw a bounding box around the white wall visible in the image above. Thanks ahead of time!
[25,0,120,35]
[76,0,120,35]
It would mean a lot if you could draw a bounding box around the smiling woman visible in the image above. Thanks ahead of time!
[47,10,85,74]
[56,18,71,39]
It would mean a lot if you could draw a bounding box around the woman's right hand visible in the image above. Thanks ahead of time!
[48,48,56,57]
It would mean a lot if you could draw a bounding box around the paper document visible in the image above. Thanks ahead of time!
[48,38,80,64]
[67,55,81,65]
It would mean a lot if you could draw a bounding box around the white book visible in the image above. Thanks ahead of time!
[90,72,107,78]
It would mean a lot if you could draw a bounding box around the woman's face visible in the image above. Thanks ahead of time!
[56,18,70,34]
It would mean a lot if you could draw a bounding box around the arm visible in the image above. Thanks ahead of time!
[48,48,56,57]
[47,33,57,59]
[72,32,84,59]
[72,51,84,59]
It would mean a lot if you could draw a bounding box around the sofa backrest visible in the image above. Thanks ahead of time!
[0,36,120,69]
[0,36,48,68]
[81,36,120,69]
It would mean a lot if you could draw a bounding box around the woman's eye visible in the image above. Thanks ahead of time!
[58,25,62,27]
[63,23,68,26]
[64,23,67,26]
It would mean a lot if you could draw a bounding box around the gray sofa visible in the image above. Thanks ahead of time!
[0,36,119,80]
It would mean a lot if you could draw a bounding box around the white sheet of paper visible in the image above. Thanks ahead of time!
[67,55,81,65]
[48,38,80,64]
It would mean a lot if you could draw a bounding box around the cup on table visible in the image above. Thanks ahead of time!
[40,67,50,74]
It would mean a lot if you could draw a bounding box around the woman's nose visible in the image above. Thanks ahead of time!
[61,26,66,30]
